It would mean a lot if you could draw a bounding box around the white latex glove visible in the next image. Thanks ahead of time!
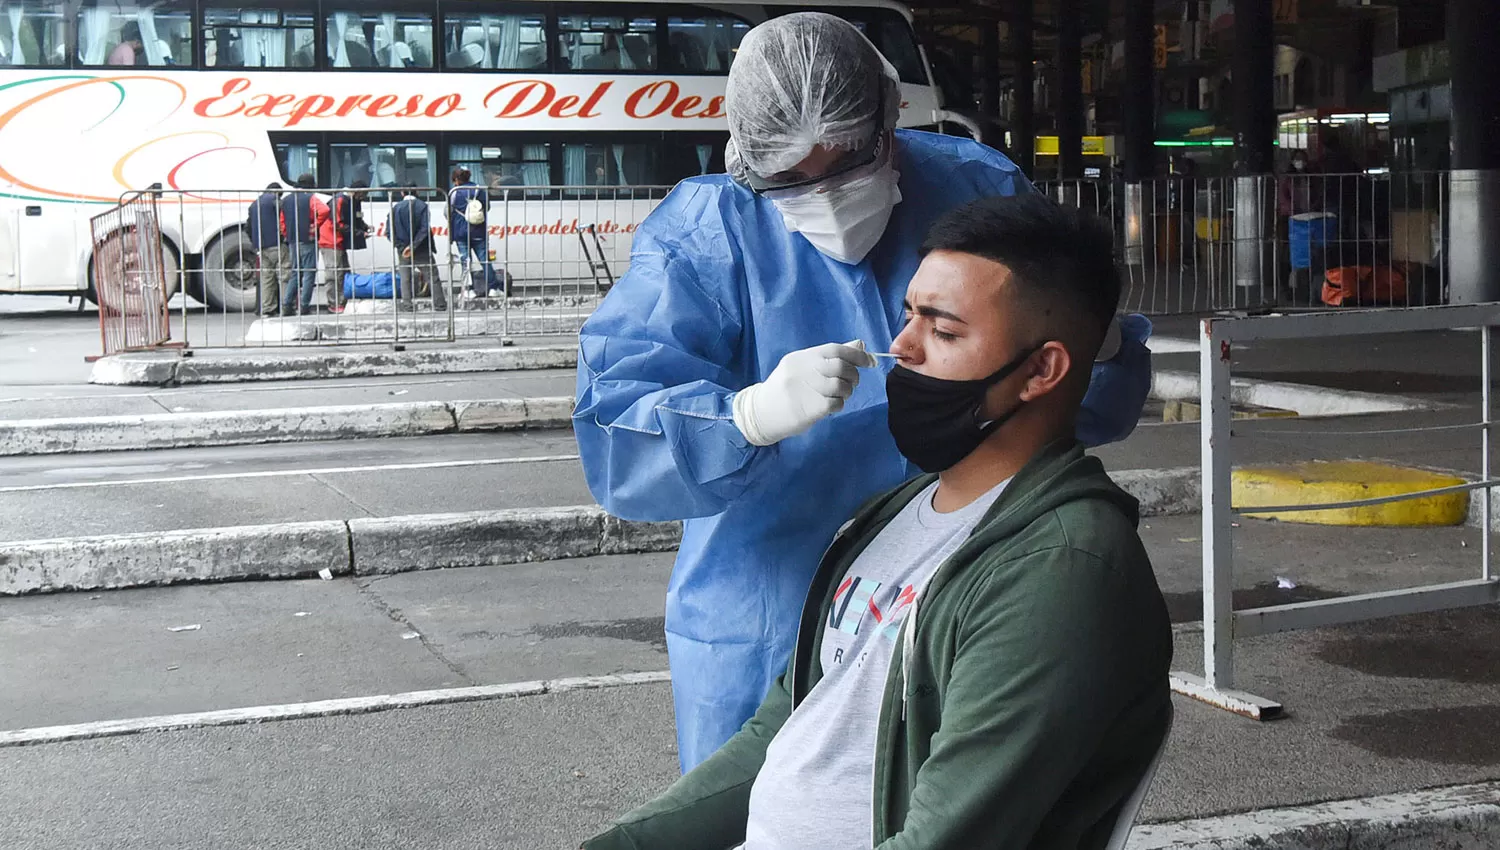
[733,340,877,447]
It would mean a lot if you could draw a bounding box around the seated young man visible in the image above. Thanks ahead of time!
[583,193,1173,850]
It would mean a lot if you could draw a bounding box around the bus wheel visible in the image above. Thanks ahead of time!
[87,231,181,314]
[200,230,259,312]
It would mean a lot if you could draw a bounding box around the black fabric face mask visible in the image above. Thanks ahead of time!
[885,347,1037,473]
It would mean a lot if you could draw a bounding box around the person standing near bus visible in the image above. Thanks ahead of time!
[315,184,354,313]
[390,187,446,312]
[279,173,318,315]
[572,12,1154,773]
[247,182,288,317]
[447,168,499,298]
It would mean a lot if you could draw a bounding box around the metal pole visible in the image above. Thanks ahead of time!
[1202,318,1236,689]
[1010,0,1035,176]
[981,22,1000,120]
[1122,0,1154,183]
[1056,0,1084,180]
[1484,324,1493,581]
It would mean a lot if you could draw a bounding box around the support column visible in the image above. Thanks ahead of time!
[1010,0,1035,175]
[1056,0,1084,179]
[1123,0,1155,182]
[1232,0,1275,175]
[981,21,1001,119]
[1233,0,1275,297]
[1184,0,1202,111]
[1447,0,1500,304]
[1122,0,1156,268]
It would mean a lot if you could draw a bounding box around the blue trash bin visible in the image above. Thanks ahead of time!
[1289,212,1337,270]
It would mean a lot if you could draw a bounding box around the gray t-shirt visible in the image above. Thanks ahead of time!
[739,478,1009,850]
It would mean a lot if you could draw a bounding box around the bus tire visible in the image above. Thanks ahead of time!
[200,229,259,312]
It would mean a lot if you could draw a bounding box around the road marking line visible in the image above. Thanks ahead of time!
[0,454,582,493]
[0,671,671,748]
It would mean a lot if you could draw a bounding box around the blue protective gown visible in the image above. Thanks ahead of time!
[573,130,1153,772]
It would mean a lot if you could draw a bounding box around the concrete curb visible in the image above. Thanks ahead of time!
[0,397,575,456]
[1129,781,1500,849]
[244,311,589,345]
[89,345,577,386]
[0,520,351,595]
[350,505,680,576]
[0,470,1197,595]
[1151,369,1432,417]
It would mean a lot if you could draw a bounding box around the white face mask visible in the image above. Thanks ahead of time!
[770,163,902,265]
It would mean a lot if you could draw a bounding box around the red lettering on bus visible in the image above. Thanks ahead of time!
[285,95,335,127]
[624,81,677,119]
[395,95,425,118]
[485,80,554,118]
[669,95,703,119]
[425,94,462,118]
[577,82,611,118]
[244,93,296,118]
[193,77,251,118]
[365,94,401,117]
[702,96,726,118]
[547,95,582,118]
[336,95,372,117]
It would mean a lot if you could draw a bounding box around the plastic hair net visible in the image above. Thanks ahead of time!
[725,12,902,183]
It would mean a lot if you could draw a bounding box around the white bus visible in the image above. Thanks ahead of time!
[0,0,967,311]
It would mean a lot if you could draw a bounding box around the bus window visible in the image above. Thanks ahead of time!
[327,8,434,69]
[0,0,69,66]
[665,12,749,73]
[784,6,926,84]
[442,10,546,70]
[556,12,656,71]
[331,141,435,197]
[562,142,652,192]
[275,141,319,184]
[203,5,317,69]
[78,0,192,67]
[450,142,551,198]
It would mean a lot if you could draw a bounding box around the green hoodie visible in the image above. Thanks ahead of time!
[584,441,1173,850]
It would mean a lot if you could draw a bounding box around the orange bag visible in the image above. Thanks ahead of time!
[1322,266,1408,307]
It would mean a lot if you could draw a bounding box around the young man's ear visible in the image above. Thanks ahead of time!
[1018,341,1073,402]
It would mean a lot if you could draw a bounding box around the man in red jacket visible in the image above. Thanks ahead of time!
[314,185,354,313]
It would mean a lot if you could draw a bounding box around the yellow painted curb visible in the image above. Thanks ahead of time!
[1233,461,1468,527]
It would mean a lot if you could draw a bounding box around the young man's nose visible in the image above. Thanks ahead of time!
[890,328,922,365]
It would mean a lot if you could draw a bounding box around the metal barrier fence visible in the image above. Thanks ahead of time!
[1038,171,1449,315]
[89,189,176,357]
[93,172,1465,354]
[1173,303,1500,720]
[99,185,670,352]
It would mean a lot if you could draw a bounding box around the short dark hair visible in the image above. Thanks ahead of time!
[451,167,472,184]
[920,192,1120,352]
[265,181,282,191]
[121,22,142,44]
[295,173,315,189]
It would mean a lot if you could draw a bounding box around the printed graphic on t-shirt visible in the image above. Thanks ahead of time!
[825,575,920,667]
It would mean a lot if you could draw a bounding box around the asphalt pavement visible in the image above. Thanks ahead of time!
[6,558,1500,849]
[7,296,1500,849]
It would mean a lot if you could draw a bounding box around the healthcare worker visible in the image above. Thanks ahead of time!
[573,12,1153,772]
